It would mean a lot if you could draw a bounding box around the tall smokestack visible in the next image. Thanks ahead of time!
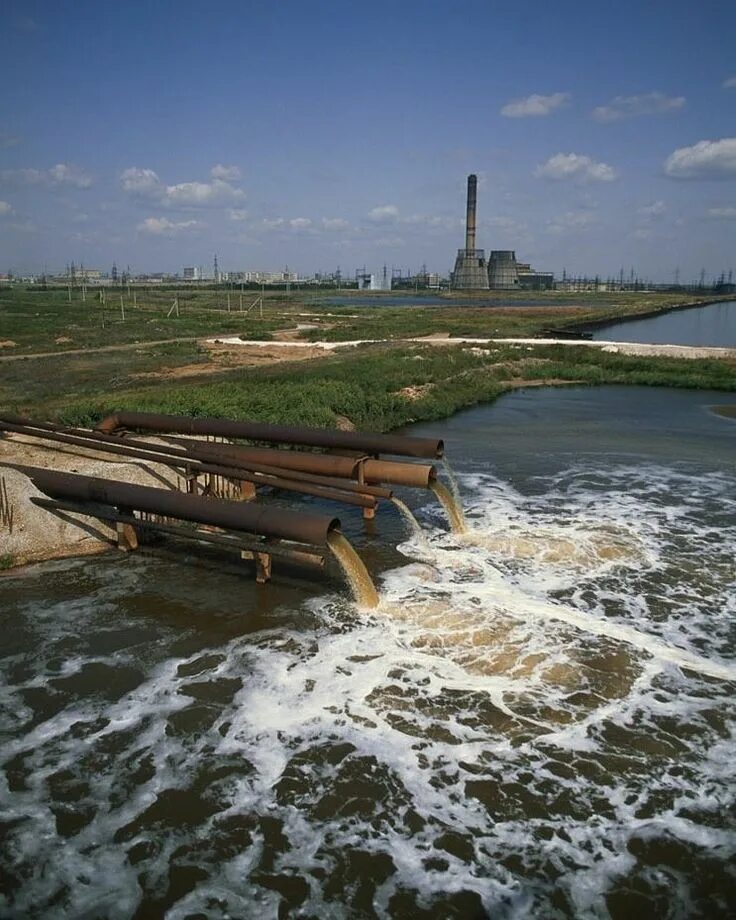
[465,173,477,252]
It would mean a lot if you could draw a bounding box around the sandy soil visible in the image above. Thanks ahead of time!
[0,433,178,568]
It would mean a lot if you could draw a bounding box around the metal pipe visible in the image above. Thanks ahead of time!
[95,411,444,459]
[362,458,436,489]
[0,419,384,506]
[31,497,325,565]
[15,466,340,546]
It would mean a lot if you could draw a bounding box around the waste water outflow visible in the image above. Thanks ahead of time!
[430,480,467,533]
[327,532,379,608]
[3,412,470,603]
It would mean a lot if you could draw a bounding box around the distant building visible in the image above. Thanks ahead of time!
[183,266,200,281]
[515,262,555,290]
[243,270,297,284]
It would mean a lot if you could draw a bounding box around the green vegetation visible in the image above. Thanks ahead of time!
[0,553,15,571]
[49,343,736,432]
[1,287,733,433]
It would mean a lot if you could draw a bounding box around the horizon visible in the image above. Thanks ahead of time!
[2,0,735,280]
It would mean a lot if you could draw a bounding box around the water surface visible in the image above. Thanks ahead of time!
[1,387,735,917]
[593,299,736,347]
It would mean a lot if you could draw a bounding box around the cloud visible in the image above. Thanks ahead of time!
[0,163,93,188]
[262,218,285,229]
[368,204,399,223]
[501,92,570,118]
[706,206,736,219]
[288,217,312,230]
[321,217,349,230]
[664,138,736,179]
[229,209,248,221]
[120,167,162,195]
[0,200,13,216]
[137,217,199,235]
[120,166,245,207]
[592,92,685,122]
[0,132,21,149]
[723,76,736,90]
[165,179,244,207]
[534,153,617,182]
[211,164,241,181]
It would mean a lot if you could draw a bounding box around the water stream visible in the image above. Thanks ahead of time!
[326,531,379,608]
[429,479,467,533]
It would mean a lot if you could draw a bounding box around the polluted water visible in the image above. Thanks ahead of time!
[1,386,735,918]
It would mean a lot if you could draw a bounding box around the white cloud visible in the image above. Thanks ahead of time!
[288,217,312,230]
[368,204,399,223]
[164,179,244,208]
[229,209,248,221]
[321,217,349,230]
[137,217,199,236]
[501,92,570,118]
[0,200,13,216]
[664,138,736,179]
[0,163,93,188]
[211,164,241,181]
[120,167,161,195]
[534,153,617,182]
[592,92,685,122]
[722,76,736,90]
[262,218,285,229]
[638,200,666,218]
[707,206,736,219]
[121,167,245,207]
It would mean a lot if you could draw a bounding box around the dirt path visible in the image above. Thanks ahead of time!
[0,336,202,362]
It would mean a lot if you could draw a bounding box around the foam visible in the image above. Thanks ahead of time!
[1,459,734,917]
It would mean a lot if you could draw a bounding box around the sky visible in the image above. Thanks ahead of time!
[1,0,735,281]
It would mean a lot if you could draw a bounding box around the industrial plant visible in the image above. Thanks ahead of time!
[451,173,553,291]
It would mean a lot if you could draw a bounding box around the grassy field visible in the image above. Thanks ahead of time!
[0,286,713,353]
[45,343,736,432]
[1,287,733,431]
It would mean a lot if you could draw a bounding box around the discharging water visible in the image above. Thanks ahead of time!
[1,386,735,917]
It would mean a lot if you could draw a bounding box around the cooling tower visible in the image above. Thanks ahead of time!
[488,250,519,290]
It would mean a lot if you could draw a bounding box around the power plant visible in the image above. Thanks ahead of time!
[451,174,552,291]
[452,175,489,290]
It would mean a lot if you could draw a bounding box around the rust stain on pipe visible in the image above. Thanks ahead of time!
[362,459,436,489]
[14,465,341,546]
[95,411,444,459]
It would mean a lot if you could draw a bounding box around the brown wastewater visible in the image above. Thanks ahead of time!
[1,386,735,918]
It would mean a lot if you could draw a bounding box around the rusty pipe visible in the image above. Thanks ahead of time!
[15,465,341,546]
[361,458,436,489]
[0,418,389,504]
[95,411,444,459]
[167,438,363,479]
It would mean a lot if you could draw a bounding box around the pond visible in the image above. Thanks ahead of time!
[1,386,735,917]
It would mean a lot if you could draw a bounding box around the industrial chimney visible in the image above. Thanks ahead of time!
[452,174,489,290]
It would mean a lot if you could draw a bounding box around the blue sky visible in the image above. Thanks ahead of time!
[1,0,735,280]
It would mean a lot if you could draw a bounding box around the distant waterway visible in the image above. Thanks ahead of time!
[1,387,735,917]
[592,299,736,346]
